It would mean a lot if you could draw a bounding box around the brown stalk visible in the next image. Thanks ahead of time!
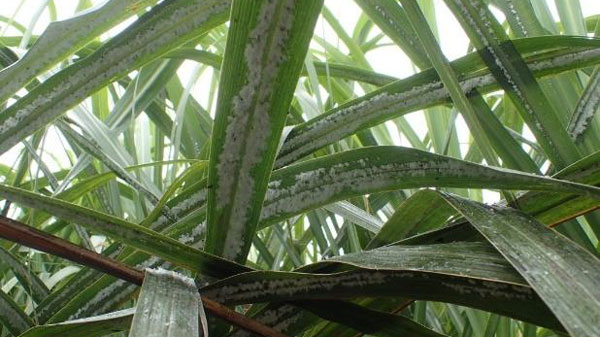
[0,215,289,337]
[548,204,600,228]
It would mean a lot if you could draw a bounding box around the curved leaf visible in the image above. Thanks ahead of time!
[0,0,231,155]
[0,184,248,278]
[201,242,562,330]
[128,269,201,337]
[0,0,157,104]
[261,146,600,225]
[17,308,134,337]
[275,38,600,167]
[441,193,600,337]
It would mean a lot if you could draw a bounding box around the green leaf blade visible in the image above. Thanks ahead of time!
[128,269,201,337]
[0,0,158,105]
[442,193,600,337]
[0,290,33,336]
[17,308,134,337]
[263,146,600,225]
[444,0,581,168]
[206,0,323,262]
[0,0,231,155]
[201,242,561,330]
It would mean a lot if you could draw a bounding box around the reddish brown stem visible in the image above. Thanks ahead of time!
[0,215,289,337]
[0,215,144,284]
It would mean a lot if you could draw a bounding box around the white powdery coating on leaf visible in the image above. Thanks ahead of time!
[455,0,525,105]
[528,48,600,73]
[262,155,521,222]
[172,190,207,215]
[204,271,389,303]
[65,307,136,324]
[0,0,230,154]
[373,4,416,47]
[0,297,30,333]
[276,46,600,167]
[0,0,133,103]
[69,255,166,319]
[505,0,528,36]
[151,189,207,230]
[453,0,559,153]
[149,214,170,230]
[276,79,450,166]
[146,267,197,289]
[69,278,129,319]
[567,67,600,139]
[88,260,169,318]
[230,305,299,337]
[178,221,206,244]
[440,281,530,300]
[215,0,295,260]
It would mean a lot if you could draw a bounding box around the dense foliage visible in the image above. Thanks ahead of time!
[0,0,599,336]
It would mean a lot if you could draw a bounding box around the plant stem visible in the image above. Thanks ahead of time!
[0,215,290,337]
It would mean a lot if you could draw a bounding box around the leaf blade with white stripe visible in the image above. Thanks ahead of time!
[206,0,323,262]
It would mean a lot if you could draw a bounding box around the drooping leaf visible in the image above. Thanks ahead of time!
[0,184,249,278]
[261,146,600,225]
[441,193,600,337]
[201,241,561,330]
[128,269,201,337]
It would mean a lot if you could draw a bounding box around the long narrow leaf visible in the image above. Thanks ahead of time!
[441,193,600,337]
[17,308,134,337]
[366,189,456,249]
[299,300,446,337]
[206,0,323,262]
[262,146,600,225]
[0,246,49,303]
[201,242,561,330]
[0,184,249,278]
[444,0,580,168]
[0,0,231,155]
[0,289,33,336]
[275,38,600,167]
[0,0,157,104]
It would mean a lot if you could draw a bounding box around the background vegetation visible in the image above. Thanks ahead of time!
[0,0,599,336]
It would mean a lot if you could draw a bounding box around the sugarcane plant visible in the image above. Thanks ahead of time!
[0,0,599,336]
